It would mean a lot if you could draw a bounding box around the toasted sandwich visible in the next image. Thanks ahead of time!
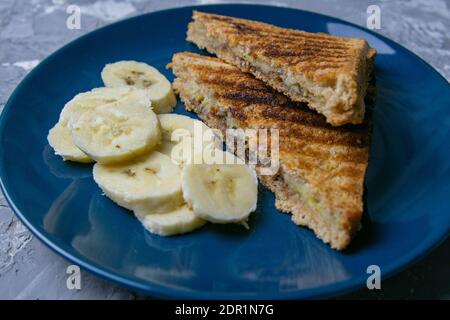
[187,11,376,126]
[169,52,373,250]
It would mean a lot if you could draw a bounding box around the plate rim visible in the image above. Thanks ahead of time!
[0,3,449,299]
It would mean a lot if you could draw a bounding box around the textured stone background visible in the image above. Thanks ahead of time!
[0,0,449,299]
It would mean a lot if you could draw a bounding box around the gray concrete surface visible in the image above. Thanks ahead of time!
[0,0,449,299]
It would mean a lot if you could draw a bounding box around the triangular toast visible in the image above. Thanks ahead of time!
[187,11,376,126]
[169,52,373,250]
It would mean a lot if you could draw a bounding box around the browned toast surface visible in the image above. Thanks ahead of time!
[187,11,375,126]
[169,52,372,250]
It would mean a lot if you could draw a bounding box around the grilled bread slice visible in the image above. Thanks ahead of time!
[187,11,376,126]
[169,52,372,250]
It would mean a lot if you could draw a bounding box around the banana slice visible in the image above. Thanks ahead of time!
[158,114,219,144]
[60,87,149,124]
[134,205,206,236]
[181,150,258,224]
[101,61,176,114]
[49,87,146,162]
[93,151,184,213]
[158,137,197,166]
[157,114,221,164]
[47,120,93,163]
[71,94,161,164]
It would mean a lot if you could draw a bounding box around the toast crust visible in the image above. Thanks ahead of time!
[187,11,376,126]
[169,52,373,250]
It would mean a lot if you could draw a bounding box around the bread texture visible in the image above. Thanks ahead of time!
[168,52,373,250]
[187,11,376,126]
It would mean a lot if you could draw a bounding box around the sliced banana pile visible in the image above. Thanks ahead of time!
[47,61,258,237]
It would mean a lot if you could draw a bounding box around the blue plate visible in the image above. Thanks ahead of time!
[0,4,449,299]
